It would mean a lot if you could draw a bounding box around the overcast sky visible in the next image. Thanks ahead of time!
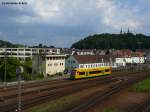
[0,0,150,47]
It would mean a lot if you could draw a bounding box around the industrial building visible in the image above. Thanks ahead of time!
[0,47,60,61]
[32,54,66,77]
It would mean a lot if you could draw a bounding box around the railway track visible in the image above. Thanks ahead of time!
[0,77,119,112]
[0,75,119,100]
[0,68,148,91]
[0,69,149,112]
[0,68,140,99]
[142,104,150,112]
[0,68,148,97]
[135,99,150,112]
[68,72,150,112]
[0,78,68,92]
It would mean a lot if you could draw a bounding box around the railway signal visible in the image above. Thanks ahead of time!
[16,66,24,112]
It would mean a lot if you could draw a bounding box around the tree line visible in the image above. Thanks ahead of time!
[0,58,42,82]
[71,33,150,50]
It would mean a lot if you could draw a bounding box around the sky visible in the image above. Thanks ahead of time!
[0,0,150,48]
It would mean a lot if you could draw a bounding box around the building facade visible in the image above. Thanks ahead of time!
[66,55,115,72]
[33,54,66,77]
[0,47,60,60]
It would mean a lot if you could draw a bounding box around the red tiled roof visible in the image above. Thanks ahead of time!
[73,55,113,64]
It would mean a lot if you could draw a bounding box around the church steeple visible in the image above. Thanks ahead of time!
[127,28,130,33]
[120,28,123,34]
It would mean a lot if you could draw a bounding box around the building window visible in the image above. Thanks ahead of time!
[42,57,45,61]
[96,64,98,67]
[60,63,64,66]
[54,63,58,66]
[92,64,94,68]
[25,53,31,56]
[48,64,52,66]
[19,49,24,51]
[25,49,31,51]
[80,65,84,68]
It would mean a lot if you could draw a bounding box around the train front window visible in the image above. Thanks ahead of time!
[71,70,76,75]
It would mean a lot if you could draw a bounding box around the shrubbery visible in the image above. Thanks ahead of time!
[0,57,43,82]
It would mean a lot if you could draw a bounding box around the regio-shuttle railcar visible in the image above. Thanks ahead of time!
[70,67,111,79]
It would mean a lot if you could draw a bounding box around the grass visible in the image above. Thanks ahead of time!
[133,78,150,92]
[103,107,118,112]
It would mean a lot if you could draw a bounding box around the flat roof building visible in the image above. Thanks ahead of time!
[32,54,66,77]
[0,47,60,61]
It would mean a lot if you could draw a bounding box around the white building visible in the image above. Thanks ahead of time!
[0,47,60,60]
[131,56,145,64]
[66,55,115,72]
[72,49,95,55]
[146,53,150,63]
[114,55,145,67]
[115,57,126,67]
[33,54,66,77]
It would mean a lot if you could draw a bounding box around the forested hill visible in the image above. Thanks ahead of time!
[0,39,22,47]
[71,33,150,50]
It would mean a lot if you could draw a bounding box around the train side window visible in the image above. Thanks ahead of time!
[105,69,110,72]
[79,72,85,75]
[89,70,102,74]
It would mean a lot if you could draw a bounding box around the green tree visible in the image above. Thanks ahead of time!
[21,58,33,80]
[0,57,21,82]
[71,33,150,49]
[23,58,32,74]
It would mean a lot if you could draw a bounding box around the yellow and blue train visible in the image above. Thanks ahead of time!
[70,67,111,79]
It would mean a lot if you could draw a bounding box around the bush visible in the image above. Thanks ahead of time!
[0,57,21,82]
[133,78,150,92]
[21,73,32,81]
[103,107,118,112]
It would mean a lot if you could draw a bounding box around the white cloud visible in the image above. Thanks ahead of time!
[13,0,141,30]
[29,0,60,19]
[12,0,61,24]
[8,0,149,37]
[14,0,95,26]
[96,0,141,30]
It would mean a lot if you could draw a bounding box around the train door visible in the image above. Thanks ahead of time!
[86,71,89,77]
